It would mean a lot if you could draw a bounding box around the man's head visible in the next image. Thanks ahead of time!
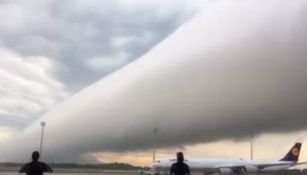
[32,151,40,162]
[176,152,184,162]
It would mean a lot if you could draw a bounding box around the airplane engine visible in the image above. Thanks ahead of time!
[219,166,258,175]
[219,168,236,175]
[244,165,258,174]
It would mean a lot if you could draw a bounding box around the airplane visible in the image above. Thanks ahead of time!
[150,142,306,175]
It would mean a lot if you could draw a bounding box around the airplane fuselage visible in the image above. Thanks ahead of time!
[153,158,295,175]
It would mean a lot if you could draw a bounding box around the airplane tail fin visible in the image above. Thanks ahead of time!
[280,142,302,162]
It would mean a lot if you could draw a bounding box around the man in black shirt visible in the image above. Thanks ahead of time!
[170,152,190,175]
[19,151,53,175]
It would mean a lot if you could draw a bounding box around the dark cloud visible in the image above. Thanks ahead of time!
[0,0,203,92]
[1,0,307,163]
[0,0,205,130]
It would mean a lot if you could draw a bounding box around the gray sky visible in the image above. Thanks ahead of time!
[0,0,206,129]
[1,0,307,164]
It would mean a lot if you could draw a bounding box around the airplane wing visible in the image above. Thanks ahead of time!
[216,164,247,169]
[254,162,292,169]
[182,164,249,174]
[294,162,307,165]
[214,164,255,174]
[254,161,307,170]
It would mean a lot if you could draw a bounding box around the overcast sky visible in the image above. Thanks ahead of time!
[1,0,307,166]
[0,0,207,129]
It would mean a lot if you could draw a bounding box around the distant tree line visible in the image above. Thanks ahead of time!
[0,162,150,170]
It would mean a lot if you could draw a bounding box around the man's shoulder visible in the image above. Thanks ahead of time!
[182,162,188,165]
[172,161,189,167]
[171,162,179,166]
[23,162,32,166]
[183,162,189,167]
[171,162,179,169]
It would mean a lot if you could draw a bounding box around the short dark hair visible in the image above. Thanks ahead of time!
[176,152,184,161]
[32,151,40,161]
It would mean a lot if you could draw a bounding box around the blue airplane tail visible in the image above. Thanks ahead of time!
[280,142,302,162]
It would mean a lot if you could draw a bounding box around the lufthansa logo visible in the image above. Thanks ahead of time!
[292,148,300,156]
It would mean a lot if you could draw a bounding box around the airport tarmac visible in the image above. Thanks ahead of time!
[0,174,157,175]
[3,173,307,175]
[1,172,142,175]
[4,174,135,175]
[0,174,149,175]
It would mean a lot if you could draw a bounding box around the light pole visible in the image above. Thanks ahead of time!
[250,134,254,160]
[40,121,46,157]
[152,127,158,163]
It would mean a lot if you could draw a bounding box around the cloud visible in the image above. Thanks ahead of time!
[1,0,307,163]
[0,0,208,133]
[0,0,206,130]
[0,1,210,163]
[0,0,206,92]
[86,52,131,72]
[0,126,16,143]
[0,49,68,127]
[97,151,153,166]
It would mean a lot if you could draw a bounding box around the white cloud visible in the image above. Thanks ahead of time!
[0,49,68,127]
[0,126,16,143]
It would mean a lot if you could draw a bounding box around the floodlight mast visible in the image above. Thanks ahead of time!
[250,134,254,160]
[153,127,158,163]
[40,121,46,157]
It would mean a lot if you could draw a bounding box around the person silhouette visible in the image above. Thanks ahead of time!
[19,151,53,175]
[170,152,190,175]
